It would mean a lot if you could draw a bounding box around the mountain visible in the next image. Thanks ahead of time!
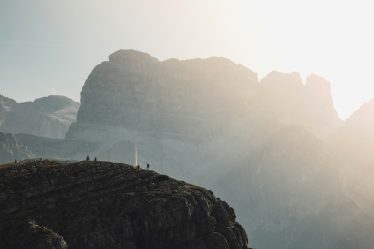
[1,49,367,248]
[0,160,250,249]
[61,49,349,248]
[328,99,374,217]
[249,72,342,138]
[0,95,16,126]
[0,95,79,139]
[67,50,340,144]
[64,50,341,178]
[0,132,34,163]
[211,127,340,249]
[66,49,259,143]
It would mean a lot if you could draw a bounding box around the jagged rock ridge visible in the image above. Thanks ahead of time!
[67,49,259,143]
[67,50,341,144]
[0,160,249,249]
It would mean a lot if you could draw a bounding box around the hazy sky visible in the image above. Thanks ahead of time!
[1,0,374,119]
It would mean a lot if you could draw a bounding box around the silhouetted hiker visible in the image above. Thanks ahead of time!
[14,159,17,164]
[147,163,150,170]
[94,157,97,162]
[86,155,90,161]
[136,165,140,171]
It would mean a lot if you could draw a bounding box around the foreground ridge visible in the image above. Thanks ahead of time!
[0,160,249,249]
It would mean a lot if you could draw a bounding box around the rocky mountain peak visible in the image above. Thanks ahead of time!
[68,50,258,142]
[109,49,159,67]
[33,95,79,112]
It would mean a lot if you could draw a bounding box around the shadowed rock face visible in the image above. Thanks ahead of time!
[0,160,249,249]
[0,132,34,163]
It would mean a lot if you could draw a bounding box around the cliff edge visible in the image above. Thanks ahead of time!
[0,160,249,249]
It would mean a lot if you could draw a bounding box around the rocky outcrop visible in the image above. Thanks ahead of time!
[0,160,250,249]
[0,132,34,163]
[0,95,79,139]
[66,49,259,143]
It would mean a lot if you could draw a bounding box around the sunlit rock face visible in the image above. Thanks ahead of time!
[330,99,374,168]
[328,99,374,217]
[0,95,79,139]
[248,72,342,138]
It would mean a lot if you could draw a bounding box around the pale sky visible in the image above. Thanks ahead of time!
[1,0,374,119]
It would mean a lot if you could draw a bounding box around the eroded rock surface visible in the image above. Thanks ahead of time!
[0,160,249,249]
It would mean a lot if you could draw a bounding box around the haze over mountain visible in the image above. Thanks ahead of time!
[0,95,79,139]
[1,49,374,248]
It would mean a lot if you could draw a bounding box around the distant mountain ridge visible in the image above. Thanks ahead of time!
[67,49,341,143]
[67,49,259,143]
[0,95,79,139]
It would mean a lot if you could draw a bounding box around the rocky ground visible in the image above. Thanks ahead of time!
[0,160,249,249]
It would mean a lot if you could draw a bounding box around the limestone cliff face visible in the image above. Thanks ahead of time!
[0,95,79,139]
[0,95,16,126]
[0,132,34,163]
[66,50,341,145]
[66,49,258,142]
[0,160,250,249]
